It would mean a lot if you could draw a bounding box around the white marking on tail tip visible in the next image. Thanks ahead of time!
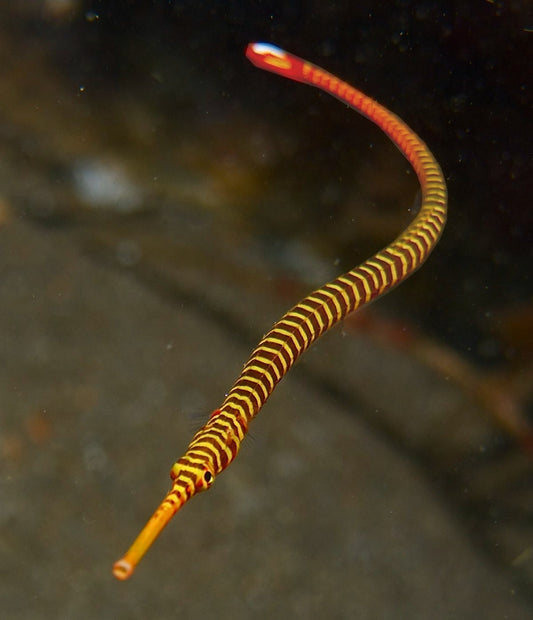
[251,42,286,58]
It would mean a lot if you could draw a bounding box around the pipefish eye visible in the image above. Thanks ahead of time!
[203,469,214,486]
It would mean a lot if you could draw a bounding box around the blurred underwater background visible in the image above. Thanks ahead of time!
[0,2,531,618]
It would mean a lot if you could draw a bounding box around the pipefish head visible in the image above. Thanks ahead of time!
[112,447,216,581]
[169,451,216,496]
[114,410,243,580]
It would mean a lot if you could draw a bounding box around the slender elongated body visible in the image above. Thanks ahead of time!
[113,42,447,580]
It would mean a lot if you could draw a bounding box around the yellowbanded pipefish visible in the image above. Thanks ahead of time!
[113,42,447,580]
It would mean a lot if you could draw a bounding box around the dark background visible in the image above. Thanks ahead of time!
[12,0,533,365]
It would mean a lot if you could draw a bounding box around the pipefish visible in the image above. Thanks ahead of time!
[113,42,447,580]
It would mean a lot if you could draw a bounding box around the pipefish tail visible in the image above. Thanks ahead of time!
[113,42,447,580]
